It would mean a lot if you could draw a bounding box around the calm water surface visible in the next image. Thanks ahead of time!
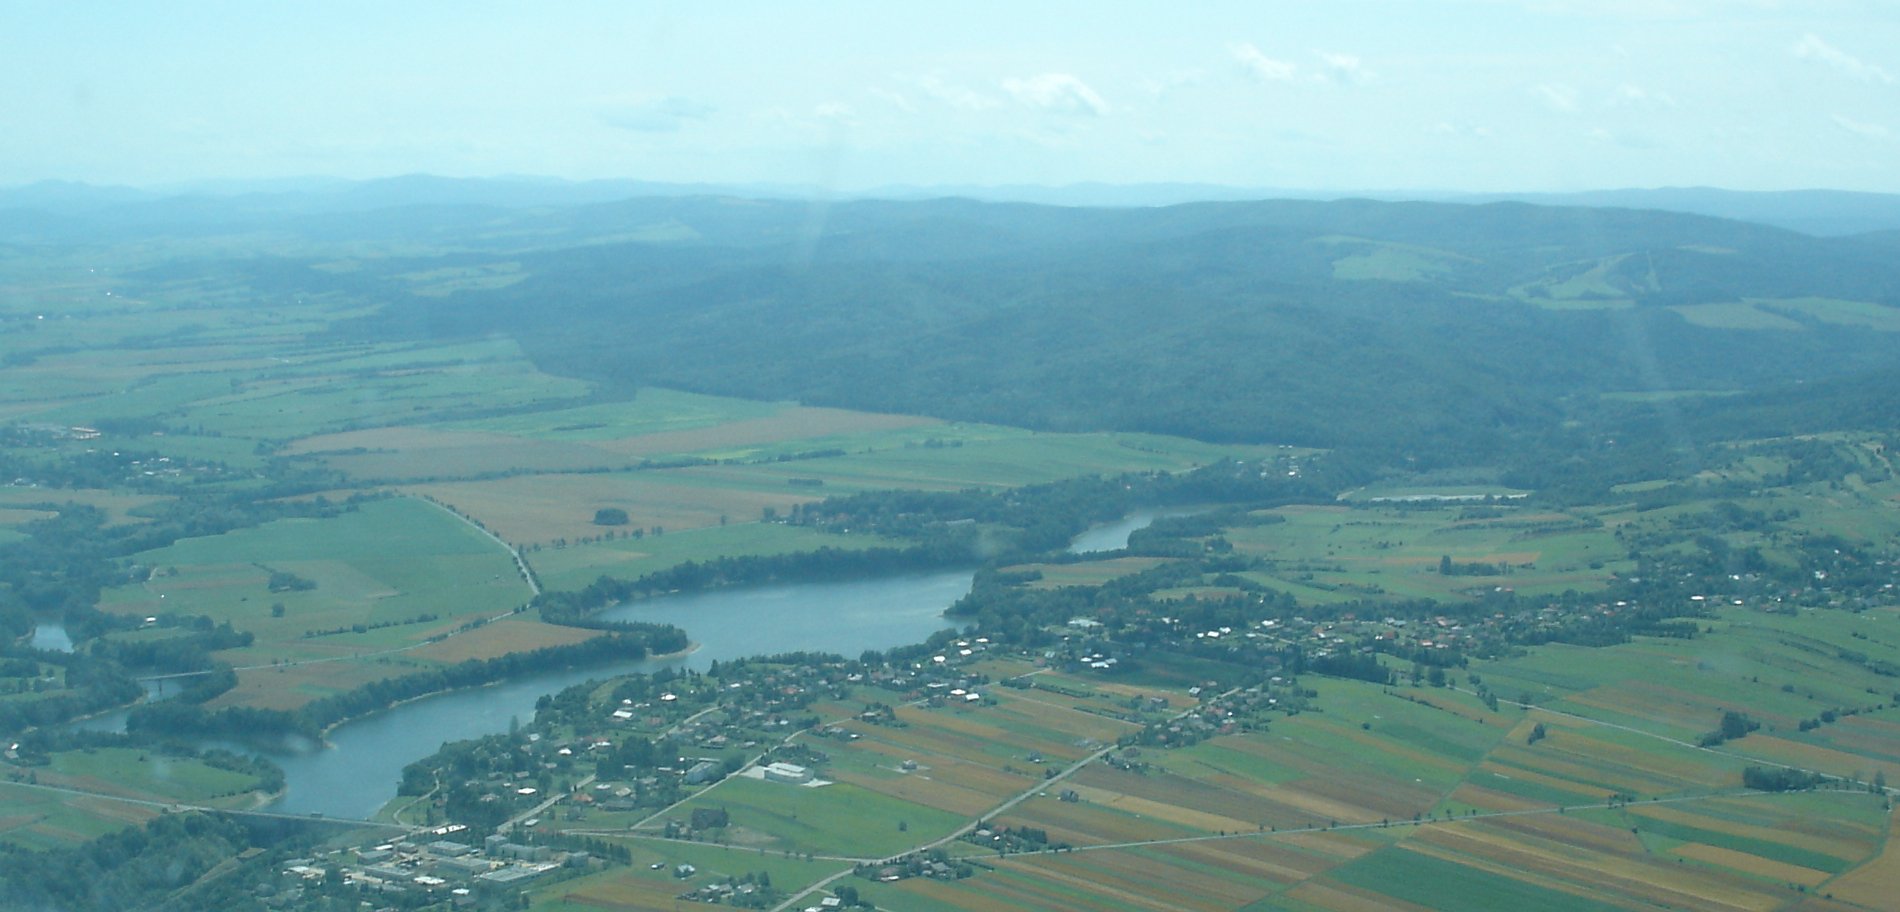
[28,618,72,653]
[1067,508,1202,554]
[261,571,970,818]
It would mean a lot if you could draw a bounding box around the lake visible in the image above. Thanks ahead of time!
[262,570,971,818]
[28,618,72,653]
[1067,507,1203,554]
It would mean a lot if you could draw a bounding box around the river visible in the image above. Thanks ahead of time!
[1066,507,1203,554]
[28,618,73,653]
[70,510,1180,818]
[254,570,971,819]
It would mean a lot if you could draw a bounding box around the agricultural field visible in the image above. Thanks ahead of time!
[1330,244,1462,282]
[1668,297,1900,333]
[0,747,275,851]
[1671,301,1811,331]
[527,522,900,593]
[100,496,531,639]
[1508,254,1640,310]
[651,685,1146,860]
[1756,296,1900,332]
[527,603,1900,912]
[90,496,543,708]
[1218,502,1629,604]
[8,246,1900,912]
[0,781,163,852]
[0,488,169,528]
[39,748,269,807]
[403,472,816,548]
[529,840,838,912]
[1007,557,1169,590]
[667,430,1243,496]
[3,265,1266,723]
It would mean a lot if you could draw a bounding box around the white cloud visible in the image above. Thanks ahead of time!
[598,96,714,133]
[1533,83,1579,113]
[1609,84,1677,109]
[1141,68,1206,98]
[917,76,999,112]
[1316,51,1373,85]
[1832,115,1894,140]
[1233,44,1371,87]
[1793,34,1894,85]
[1431,122,1493,138]
[1232,43,1298,82]
[814,102,856,121]
[868,88,914,113]
[1588,127,1663,150]
[1499,0,1789,19]
[1001,73,1110,116]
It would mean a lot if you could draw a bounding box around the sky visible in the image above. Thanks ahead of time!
[4,0,1898,193]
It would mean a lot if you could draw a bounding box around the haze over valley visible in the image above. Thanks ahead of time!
[4,4,1900,911]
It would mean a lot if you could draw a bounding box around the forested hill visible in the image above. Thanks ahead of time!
[325,195,1900,463]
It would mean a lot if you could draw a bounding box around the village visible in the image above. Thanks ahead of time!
[325,516,1900,912]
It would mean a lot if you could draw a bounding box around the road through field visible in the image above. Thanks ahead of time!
[762,686,1242,912]
[422,497,541,596]
[137,498,540,684]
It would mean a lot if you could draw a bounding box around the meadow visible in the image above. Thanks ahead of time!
[1196,502,1630,605]
[0,747,275,851]
[91,496,540,708]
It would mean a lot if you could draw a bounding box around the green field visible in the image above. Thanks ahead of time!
[1218,503,1628,604]
[447,387,786,441]
[0,748,273,850]
[669,776,969,859]
[0,782,160,851]
[93,496,534,688]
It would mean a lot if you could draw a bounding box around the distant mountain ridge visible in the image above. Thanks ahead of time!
[287,194,1900,466]
[7,177,1900,237]
[9,183,1892,466]
[1452,188,1900,237]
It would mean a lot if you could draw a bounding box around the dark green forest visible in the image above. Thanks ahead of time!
[277,196,1900,471]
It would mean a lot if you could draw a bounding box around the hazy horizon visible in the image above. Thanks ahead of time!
[5,2,1897,194]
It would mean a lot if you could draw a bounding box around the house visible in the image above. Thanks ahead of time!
[684,759,723,784]
[763,762,812,784]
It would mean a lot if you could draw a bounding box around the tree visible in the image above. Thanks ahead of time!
[593,508,630,526]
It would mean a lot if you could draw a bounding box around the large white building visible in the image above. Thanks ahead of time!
[762,762,812,784]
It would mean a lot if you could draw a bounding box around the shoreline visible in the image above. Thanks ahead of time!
[309,638,704,741]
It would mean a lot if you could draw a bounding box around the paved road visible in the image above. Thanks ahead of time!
[501,774,595,833]
[764,686,1240,912]
[424,497,542,597]
[138,500,540,684]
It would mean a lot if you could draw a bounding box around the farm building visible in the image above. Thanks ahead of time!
[763,762,812,783]
[684,759,724,784]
